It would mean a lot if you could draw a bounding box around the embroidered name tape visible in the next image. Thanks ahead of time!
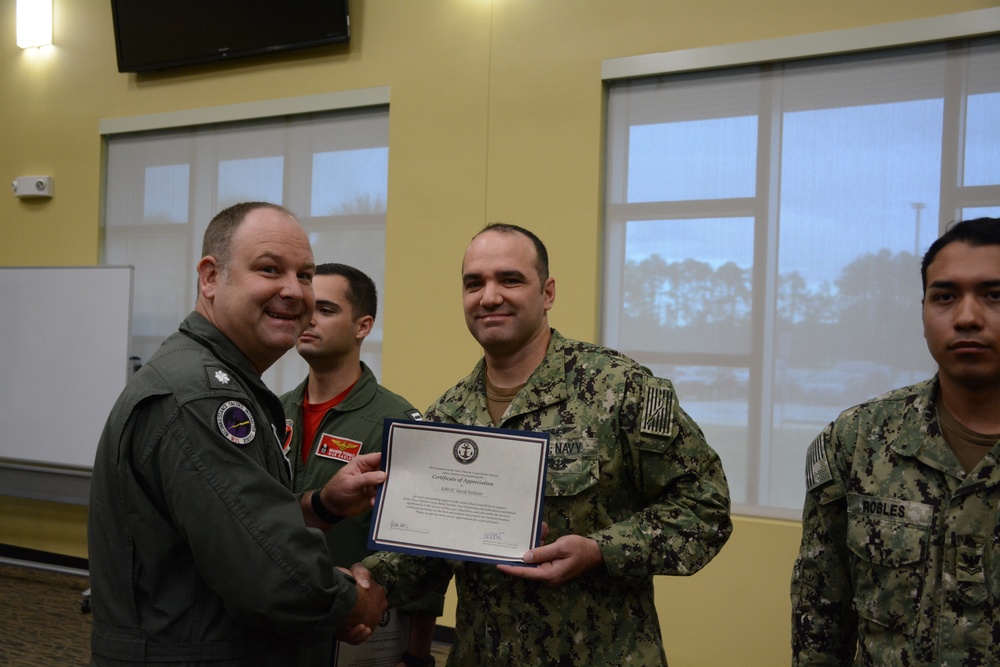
[316,433,362,462]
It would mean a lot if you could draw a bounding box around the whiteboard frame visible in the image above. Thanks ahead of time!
[0,266,133,505]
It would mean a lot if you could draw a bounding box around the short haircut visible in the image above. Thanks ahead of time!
[921,217,1000,293]
[316,263,378,320]
[201,202,294,273]
[472,222,550,283]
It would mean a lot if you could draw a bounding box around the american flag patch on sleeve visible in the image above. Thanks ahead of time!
[805,433,834,492]
[640,380,675,438]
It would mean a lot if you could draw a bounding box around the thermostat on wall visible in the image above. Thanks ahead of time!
[12,176,54,198]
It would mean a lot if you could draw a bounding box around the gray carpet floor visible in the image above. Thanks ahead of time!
[0,562,451,666]
[0,562,92,666]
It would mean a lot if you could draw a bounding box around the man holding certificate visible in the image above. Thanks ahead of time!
[360,223,733,666]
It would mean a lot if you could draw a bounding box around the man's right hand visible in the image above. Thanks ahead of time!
[303,452,386,529]
[321,452,386,517]
[336,564,388,644]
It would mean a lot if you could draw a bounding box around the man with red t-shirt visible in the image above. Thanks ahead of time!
[280,263,442,667]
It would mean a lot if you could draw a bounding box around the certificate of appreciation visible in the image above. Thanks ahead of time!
[369,420,548,565]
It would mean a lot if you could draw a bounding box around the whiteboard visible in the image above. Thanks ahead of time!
[0,267,133,470]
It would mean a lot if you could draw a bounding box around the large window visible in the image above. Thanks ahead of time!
[603,35,1000,517]
[103,104,390,395]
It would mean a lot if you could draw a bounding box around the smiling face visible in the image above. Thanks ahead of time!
[197,207,315,373]
[922,241,1000,393]
[461,229,555,359]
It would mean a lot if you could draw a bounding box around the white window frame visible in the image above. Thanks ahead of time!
[100,87,391,395]
[601,9,1000,520]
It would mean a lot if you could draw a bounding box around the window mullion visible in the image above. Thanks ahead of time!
[747,63,783,508]
[938,41,968,229]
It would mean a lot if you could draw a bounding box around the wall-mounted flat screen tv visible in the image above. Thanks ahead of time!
[111,0,350,73]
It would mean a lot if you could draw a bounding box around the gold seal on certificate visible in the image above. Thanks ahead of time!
[369,420,548,565]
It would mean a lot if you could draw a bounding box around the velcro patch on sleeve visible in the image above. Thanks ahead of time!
[805,432,834,492]
[640,378,676,439]
[216,400,256,446]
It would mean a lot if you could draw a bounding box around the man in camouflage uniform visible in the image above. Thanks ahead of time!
[360,223,732,666]
[791,217,1000,665]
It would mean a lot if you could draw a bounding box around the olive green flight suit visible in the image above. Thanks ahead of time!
[89,313,357,666]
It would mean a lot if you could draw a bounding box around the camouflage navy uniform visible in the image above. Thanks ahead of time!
[791,377,1000,666]
[364,329,732,666]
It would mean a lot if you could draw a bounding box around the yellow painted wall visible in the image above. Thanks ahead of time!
[2,1,996,664]
[0,496,88,557]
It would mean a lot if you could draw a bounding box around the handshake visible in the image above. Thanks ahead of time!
[307,451,388,645]
[335,563,385,645]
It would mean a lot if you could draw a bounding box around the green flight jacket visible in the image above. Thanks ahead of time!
[364,329,733,666]
[281,362,425,571]
[280,363,445,667]
[792,377,1000,665]
[88,313,357,666]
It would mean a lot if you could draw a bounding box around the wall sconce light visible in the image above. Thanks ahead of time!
[17,0,53,49]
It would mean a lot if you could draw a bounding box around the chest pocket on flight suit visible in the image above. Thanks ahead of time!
[545,437,599,497]
[846,493,933,634]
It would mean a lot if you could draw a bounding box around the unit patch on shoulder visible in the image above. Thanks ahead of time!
[216,401,256,446]
[405,409,423,421]
[805,433,834,492]
[316,433,362,463]
[640,379,676,438]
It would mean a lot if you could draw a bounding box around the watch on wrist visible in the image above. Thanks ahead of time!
[309,489,343,525]
[400,650,435,667]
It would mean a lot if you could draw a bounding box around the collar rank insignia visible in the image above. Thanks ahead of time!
[207,366,234,388]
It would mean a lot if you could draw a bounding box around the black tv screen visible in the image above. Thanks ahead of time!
[111,0,350,73]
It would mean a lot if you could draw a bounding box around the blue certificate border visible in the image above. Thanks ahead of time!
[368,419,548,566]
